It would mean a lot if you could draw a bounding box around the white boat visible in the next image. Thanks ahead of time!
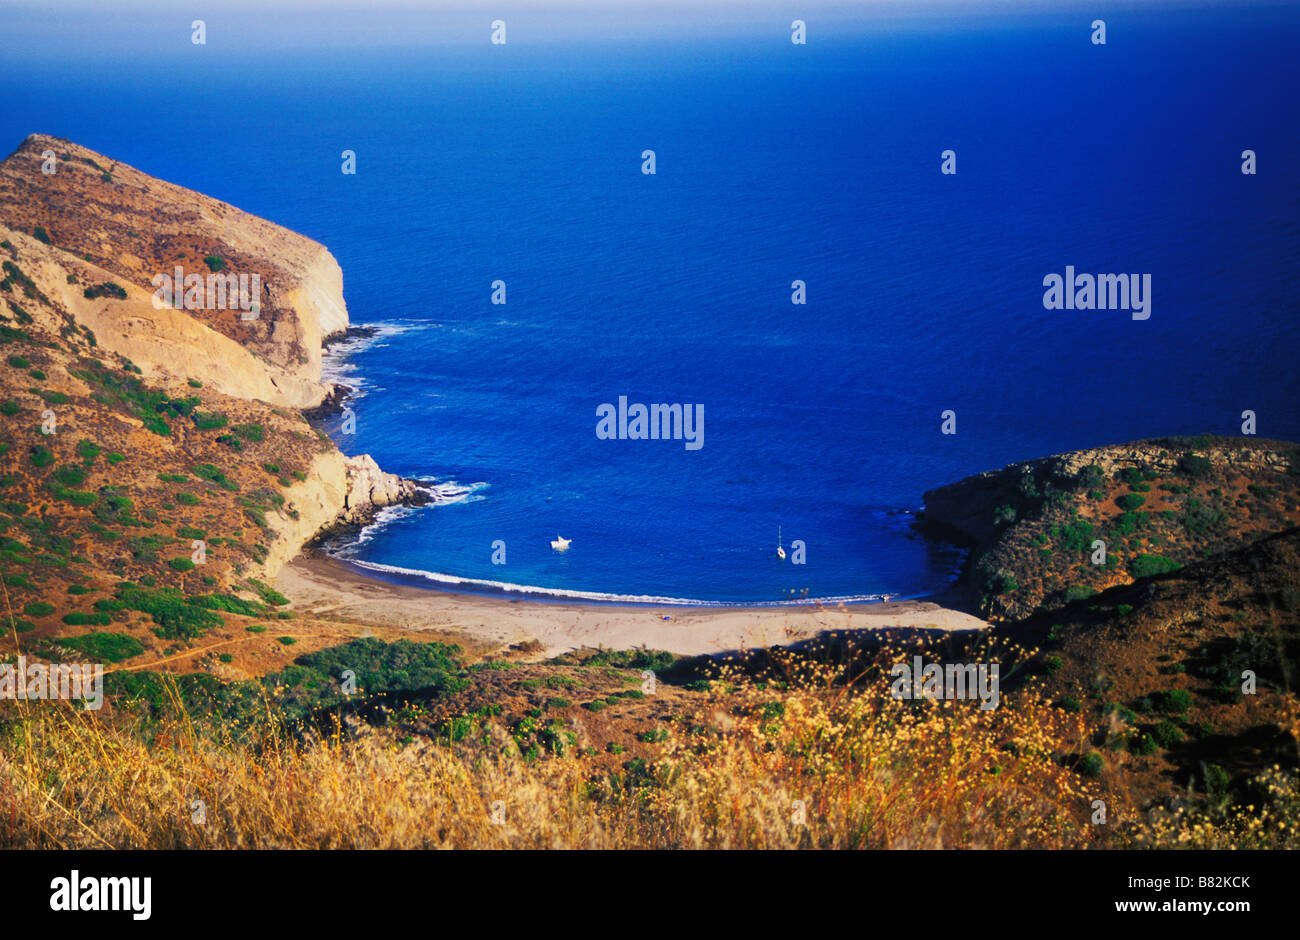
[551,535,571,551]
[776,525,785,561]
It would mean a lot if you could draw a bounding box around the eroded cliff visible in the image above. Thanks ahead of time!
[0,134,347,408]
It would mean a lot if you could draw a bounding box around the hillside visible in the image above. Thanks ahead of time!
[923,436,1300,621]
[997,526,1300,833]
[0,138,421,677]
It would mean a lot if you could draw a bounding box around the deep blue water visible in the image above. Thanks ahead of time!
[1,8,1297,603]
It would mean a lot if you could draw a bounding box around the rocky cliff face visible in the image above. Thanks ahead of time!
[0,134,347,409]
[263,452,424,578]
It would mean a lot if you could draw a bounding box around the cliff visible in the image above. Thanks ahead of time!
[0,134,347,409]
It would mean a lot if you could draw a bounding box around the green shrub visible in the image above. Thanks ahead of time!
[189,594,264,616]
[244,578,288,606]
[1051,516,1095,553]
[1153,688,1193,714]
[290,637,466,699]
[192,463,237,490]
[7,355,29,368]
[56,631,144,663]
[62,612,113,626]
[1129,732,1158,755]
[1078,751,1104,778]
[32,226,51,245]
[192,412,228,431]
[204,255,225,272]
[176,492,200,506]
[1151,720,1185,748]
[1203,763,1230,797]
[1178,454,1212,478]
[82,282,127,300]
[1116,493,1146,511]
[76,439,102,465]
[1182,498,1228,535]
[29,446,54,468]
[168,557,196,572]
[1077,464,1106,490]
[22,601,55,617]
[1131,554,1179,579]
[54,465,87,487]
[115,583,221,639]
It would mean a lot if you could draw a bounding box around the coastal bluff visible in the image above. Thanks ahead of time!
[0,133,418,594]
[922,436,1300,621]
[0,134,345,409]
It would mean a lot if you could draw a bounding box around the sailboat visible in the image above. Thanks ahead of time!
[551,535,571,551]
[776,525,785,561]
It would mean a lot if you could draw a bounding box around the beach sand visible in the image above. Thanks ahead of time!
[275,555,989,658]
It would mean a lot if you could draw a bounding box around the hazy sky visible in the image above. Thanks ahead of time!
[0,0,1285,60]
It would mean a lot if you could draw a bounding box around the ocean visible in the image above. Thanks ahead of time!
[1,5,1297,603]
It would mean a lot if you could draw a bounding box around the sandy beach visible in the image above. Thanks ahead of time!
[275,555,988,658]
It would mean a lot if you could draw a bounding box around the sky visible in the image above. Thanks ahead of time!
[0,0,1289,59]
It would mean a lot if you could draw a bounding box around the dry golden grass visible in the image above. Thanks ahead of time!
[2,639,1297,849]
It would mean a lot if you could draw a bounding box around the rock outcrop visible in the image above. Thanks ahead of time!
[261,451,424,578]
[341,454,425,524]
